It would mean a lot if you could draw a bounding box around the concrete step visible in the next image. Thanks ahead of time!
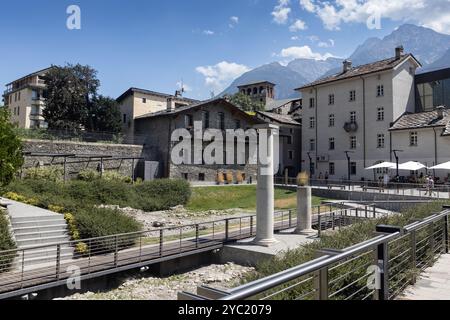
[14,230,69,241]
[16,235,70,247]
[11,219,67,228]
[11,215,65,223]
[12,224,68,235]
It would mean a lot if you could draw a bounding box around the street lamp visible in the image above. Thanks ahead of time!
[392,149,403,182]
[344,151,354,183]
[306,152,313,177]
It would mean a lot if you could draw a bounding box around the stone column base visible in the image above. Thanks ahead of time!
[294,228,317,236]
[252,237,279,247]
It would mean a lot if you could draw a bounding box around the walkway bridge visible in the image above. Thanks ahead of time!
[179,207,450,301]
[0,204,387,300]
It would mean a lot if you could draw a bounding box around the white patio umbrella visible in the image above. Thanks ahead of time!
[365,162,396,170]
[397,161,427,171]
[429,161,450,170]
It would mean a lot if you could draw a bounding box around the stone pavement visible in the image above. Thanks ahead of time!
[400,254,450,300]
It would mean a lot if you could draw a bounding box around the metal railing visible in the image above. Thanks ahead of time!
[181,207,449,300]
[0,203,388,298]
[275,177,450,200]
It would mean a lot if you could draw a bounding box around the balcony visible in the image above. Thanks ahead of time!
[344,121,358,133]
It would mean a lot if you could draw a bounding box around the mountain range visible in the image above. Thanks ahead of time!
[221,24,450,99]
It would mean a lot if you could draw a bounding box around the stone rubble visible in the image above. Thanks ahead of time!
[59,263,254,300]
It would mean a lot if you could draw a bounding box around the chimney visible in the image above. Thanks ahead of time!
[343,60,352,73]
[395,45,404,60]
[436,106,445,119]
[166,97,175,112]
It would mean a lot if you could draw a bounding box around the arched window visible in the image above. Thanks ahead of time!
[253,87,258,95]
[247,88,252,95]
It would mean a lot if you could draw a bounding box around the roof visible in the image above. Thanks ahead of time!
[6,67,54,86]
[297,54,421,90]
[256,111,301,127]
[135,98,263,124]
[116,87,199,103]
[389,108,450,132]
[265,98,301,111]
[237,81,276,88]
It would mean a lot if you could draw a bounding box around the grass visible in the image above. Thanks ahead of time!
[187,185,327,211]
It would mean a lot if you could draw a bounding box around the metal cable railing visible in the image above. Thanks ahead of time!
[178,207,450,301]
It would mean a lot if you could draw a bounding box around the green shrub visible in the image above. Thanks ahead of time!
[23,166,64,182]
[102,171,132,184]
[77,169,100,182]
[0,209,16,273]
[133,179,191,211]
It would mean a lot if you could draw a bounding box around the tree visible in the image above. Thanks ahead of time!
[0,109,23,187]
[89,96,122,133]
[43,64,100,131]
[227,92,266,112]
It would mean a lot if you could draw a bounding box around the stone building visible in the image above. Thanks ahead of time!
[237,81,276,105]
[134,98,263,182]
[2,67,53,129]
[116,87,199,137]
[296,46,422,181]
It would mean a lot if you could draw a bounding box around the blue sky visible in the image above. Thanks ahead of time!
[1,0,448,100]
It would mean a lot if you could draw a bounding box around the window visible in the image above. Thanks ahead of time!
[309,139,316,151]
[218,112,225,130]
[377,134,385,148]
[182,173,188,180]
[349,90,356,102]
[350,162,357,175]
[377,85,384,97]
[31,106,40,115]
[328,94,335,105]
[142,98,147,103]
[329,137,335,150]
[123,114,127,124]
[18,92,21,101]
[32,90,38,100]
[288,150,294,160]
[235,119,241,129]
[329,114,335,127]
[287,136,293,145]
[202,111,210,129]
[17,106,20,116]
[350,136,357,149]
[410,132,418,146]
[198,173,205,181]
[185,114,194,128]
[309,117,315,129]
[329,162,335,175]
[350,111,356,124]
[309,97,315,108]
[377,107,385,121]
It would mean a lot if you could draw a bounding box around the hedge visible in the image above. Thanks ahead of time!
[242,202,448,300]
[0,208,16,273]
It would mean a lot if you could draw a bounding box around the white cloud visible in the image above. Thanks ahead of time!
[203,30,215,35]
[298,0,450,34]
[289,19,307,32]
[272,0,291,25]
[196,61,251,92]
[279,46,335,61]
[229,16,239,28]
[291,36,300,40]
[318,39,335,48]
[307,35,319,42]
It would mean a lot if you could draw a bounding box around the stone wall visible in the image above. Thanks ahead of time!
[23,139,145,179]
[169,163,258,183]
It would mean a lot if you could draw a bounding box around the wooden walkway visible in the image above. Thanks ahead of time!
[400,254,450,300]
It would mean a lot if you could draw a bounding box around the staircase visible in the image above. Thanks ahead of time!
[10,214,74,268]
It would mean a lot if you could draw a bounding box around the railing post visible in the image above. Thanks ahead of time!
[373,206,376,218]
[114,235,119,267]
[139,235,143,263]
[159,229,163,257]
[288,210,292,228]
[314,267,329,300]
[410,231,417,284]
[318,214,322,237]
[21,250,25,288]
[376,242,389,300]
[195,224,199,248]
[250,216,254,236]
[332,211,335,230]
[225,219,229,241]
[445,215,449,254]
[56,244,61,280]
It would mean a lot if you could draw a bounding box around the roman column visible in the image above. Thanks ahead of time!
[253,123,279,247]
[295,172,315,235]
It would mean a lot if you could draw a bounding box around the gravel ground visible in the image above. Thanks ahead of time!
[59,263,254,300]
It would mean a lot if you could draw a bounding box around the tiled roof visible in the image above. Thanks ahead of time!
[256,111,301,126]
[389,108,450,131]
[237,81,276,88]
[116,87,199,103]
[297,54,420,90]
[265,98,300,111]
